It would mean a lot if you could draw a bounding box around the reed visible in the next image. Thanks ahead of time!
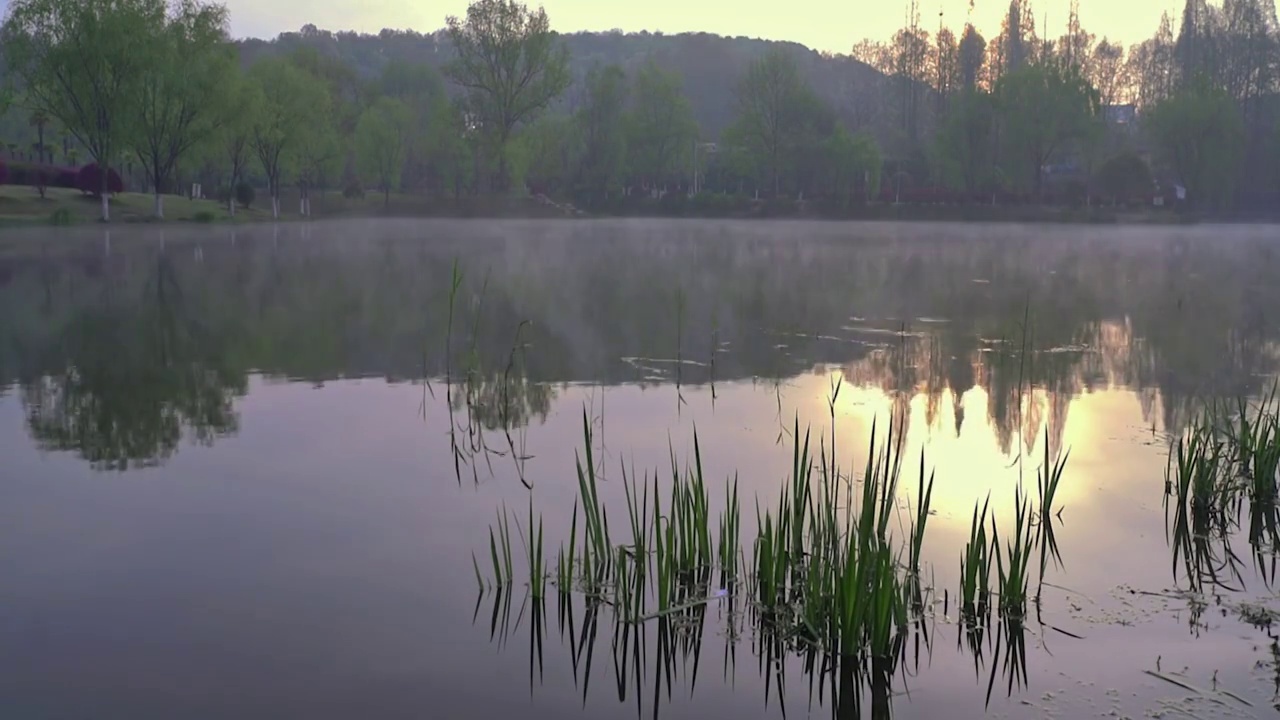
[993,486,1034,619]
[961,496,992,619]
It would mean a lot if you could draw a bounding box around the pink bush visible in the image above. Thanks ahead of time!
[76,163,125,196]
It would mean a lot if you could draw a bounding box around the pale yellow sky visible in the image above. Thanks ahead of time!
[227,0,1182,51]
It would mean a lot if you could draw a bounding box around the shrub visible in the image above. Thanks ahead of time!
[343,178,365,199]
[49,208,73,226]
[1096,152,1154,205]
[76,163,125,196]
[0,161,7,185]
[192,210,217,223]
[235,181,255,209]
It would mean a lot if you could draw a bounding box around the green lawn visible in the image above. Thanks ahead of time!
[0,185,275,225]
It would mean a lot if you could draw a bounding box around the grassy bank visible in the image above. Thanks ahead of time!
[0,184,1207,227]
[0,185,275,226]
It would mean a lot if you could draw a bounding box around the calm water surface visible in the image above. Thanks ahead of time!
[2,219,1279,719]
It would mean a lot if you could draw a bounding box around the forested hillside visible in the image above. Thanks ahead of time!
[0,0,1277,222]
[236,27,895,144]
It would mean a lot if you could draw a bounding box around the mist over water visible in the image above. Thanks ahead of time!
[2,219,1280,718]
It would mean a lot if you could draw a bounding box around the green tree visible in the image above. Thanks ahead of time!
[995,62,1100,197]
[519,114,575,195]
[445,0,570,192]
[728,49,815,196]
[574,64,628,204]
[356,97,414,208]
[936,90,997,195]
[428,101,474,199]
[2,0,165,221]
[1146,77,1245,208]
[625,61,697,193]
[375,60,447,192]
[1095,152,1154,204]
[823,125,882,204]
[210,70,261,217]
[132,0,235,219]
[248,57,329,219]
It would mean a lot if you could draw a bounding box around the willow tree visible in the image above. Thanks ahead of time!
[445,0,570,192]
[2,0,165,221]
[355,97,414,208]
[133,0,236,219]
[996,61,1100,197]
[249,57,329,219]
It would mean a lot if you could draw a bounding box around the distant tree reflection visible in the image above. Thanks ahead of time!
[19,254,245,470]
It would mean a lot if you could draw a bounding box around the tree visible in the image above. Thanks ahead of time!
[444,0,570,192]
[248,57,328,218]
[823,125,882,203]
[29,110,49,164]
[729,49,814,196]
[2,0,165,221]
[1146,78,1245,208]
[518,114,575,195]
[211,71,261,217]
[625,61,697,193]
[132,0,235,219]
[295,121,340,216]
[995,62,1100,197]
[959,25,988,91]
[1095,152,1153,203]
[376,60,447,192]
[574,64,628,203]
[356,97,414,208]
[936,89,997,194]
[1090,39,1128,109]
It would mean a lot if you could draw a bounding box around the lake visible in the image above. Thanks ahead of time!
[2,219,1279,719]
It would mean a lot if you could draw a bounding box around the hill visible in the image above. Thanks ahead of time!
[235,26,901,146]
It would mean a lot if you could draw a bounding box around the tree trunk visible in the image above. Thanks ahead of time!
[155,193,164,219]
[384,187,390,209]
[99,164,111,222]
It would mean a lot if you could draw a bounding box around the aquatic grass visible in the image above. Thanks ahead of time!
[574,411,612,585]
[908,451,936,605]
[1035,429,1069,597]
[961,496,993,619]
[516,499,546,599]
[488,504,515,588]
[718,475,740,582]
[993,487,1034,619]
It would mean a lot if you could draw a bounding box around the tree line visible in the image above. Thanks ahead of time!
[1,0,1278,221]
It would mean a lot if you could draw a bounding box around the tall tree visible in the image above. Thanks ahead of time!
[2,0,165,221]
[1089,39,1128,108]
[444,0,570,191]
[133,0,235,219]
[936,89,997,194]
[959,24,988,91]
[625,61,697,193]
[355,97,414,208]
[574,64,628,203]
[248,57,329,219]
[375,60,447,192]
[211,70,260,217]
[1146,78,1245,208]
[729,49,814,196]
[995,61,1100,197]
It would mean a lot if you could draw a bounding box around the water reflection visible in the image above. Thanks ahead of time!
[1,221,1279,472]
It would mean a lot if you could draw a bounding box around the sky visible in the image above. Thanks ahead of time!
[220,0,1185,51]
